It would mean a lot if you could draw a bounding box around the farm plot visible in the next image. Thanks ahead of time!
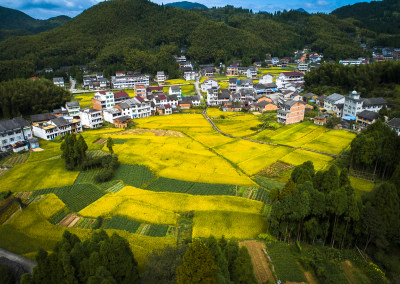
[105,182,125,193]
[74,217,96,229]
[238,187,269,203]
[48,207,71,225]
[302,130,356,155]
[113,164,155,188]
[74,169,103,184]
[214,140,294,176]
[192,211,267,239]
[31,184,107,212]
[86,149,109,158]
[279,149,334,170]
[213,115,260,137]
[0,158,79,192]
[72,92,95,108]
[109,133,253,185]
[266,242,307,283]
[145,177,235,196]
[259,161,295,178]
[0,152,29,167]
[103,215,171,237]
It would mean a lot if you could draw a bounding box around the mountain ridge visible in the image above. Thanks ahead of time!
[166,1,207,9]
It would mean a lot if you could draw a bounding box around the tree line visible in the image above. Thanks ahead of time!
[0,78,71,119]
[22,230,257,284]
[267,156,400,280]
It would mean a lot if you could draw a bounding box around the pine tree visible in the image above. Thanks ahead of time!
[232,246,257,284]
[107,137,114,155]
[177,240,218,284]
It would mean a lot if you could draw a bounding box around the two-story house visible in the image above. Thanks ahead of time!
[32,117,82,140]
[387,118,400,136]
[169,86,182,99]
[155,71,166,85]
[246,67,258,79]
[65,101,80,117]
[355,110,379,131]
[184,71,197,81]
[324,93,345,117]
[201,79,219,92]
[53,77,65,87]
[276,72,304,89]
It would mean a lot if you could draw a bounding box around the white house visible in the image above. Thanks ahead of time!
[339,59,363,66]
[92,91,115,111]
[246,67,258,79]
[0,117,32,152]
[103,108,123,124]
[184,71,197,81]
[387,118,400,136]
[276,72,304,89]
[259,74,273,84]
[169,86,182,99]
[111,74,150,89]
[297,62,309,73]
[79,108,103,129]
[236,79,253,91]
[324,93,345,116]
[65,101,80,117]
[53,77,65,87]
[155,71,166,85]
[201,79,219,92]
[32,117,82,140]
[342,91,387,118]
[125,96,152,118]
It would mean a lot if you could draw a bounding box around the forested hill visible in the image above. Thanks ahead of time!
[0,0,377,81]
[0,6,70,41]
[166,1,207,9]
[331,0,400,46]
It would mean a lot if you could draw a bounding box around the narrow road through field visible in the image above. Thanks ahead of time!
[0,248,36,273]
[240,240,274,284]
[202,107,337,158]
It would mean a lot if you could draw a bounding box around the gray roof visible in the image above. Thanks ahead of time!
[170,86,181,91]
[362,97,387,107]
[239,79,252,85]
[115,116,131,123]
[51,117,69,127]
[357,110,379,121]
[80,108,101,114]
[66,101,80,108]
[326,93,344,102]
[303,92,316,98]
[229,78,237,83]
[0,117,30,132]
[53,77,64,83]
[116,102,130,109]
[218,92,231,100]
[283,99,304,107]
[256,101,273,107]
[168,95,179,101]
[30,113,56,123]
[387,118,400,129]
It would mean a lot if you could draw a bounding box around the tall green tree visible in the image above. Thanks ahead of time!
[176,240,218,284]
[107,137,114,155]
[231,246,257,284]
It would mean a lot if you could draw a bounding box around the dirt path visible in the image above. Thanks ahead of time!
[240,240,274,284]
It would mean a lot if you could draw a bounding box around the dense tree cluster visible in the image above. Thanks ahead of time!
[143,236,256,284]
[21,230,140,284]
[0,78,71,119]
[350,120,400,179]
[60,133,88,171]
[304,61,400,97]
[268,156,400,280]
[0,0,380,81]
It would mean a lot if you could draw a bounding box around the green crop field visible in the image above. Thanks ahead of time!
[266,242,307,282]
[145,177,235,196]
[31,184,107,212]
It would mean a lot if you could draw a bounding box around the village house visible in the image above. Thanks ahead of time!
[229,78,237,91]
[201,66,215,77]
[155,71,166,85]
[302,92,318,102]
[259,74,273,84]
[201,78,219,92]
[277,100,305,125]
[32,117,82,140]
[387,118,400,136]
[324,93,345,117]
[276,72,304,89]
[226,65,239,76]
[339,58,363,66]
[65,101,80,117]
[114,91,130,103]
[146,86,163,94]
[184,71,197,81]
[179,95,201,109]
[297,62,309,73]
[113,116,131,128]
[134,85,147,98]
[79,108,103,129]
[355,110,379,131]
[53,77,65,87]
[255,101,277,112]
[316,95,327,108]
[0,118,33,152]
[342,91,387,118]
[103,108,122,123]
[157,104,173,115]
[313,116,327,125]
[92,91,115,111]
[246,67,258,79]
[236,79,253,91]
[223,103,243,112]
[111,73,150,89]
[169,86,182,99]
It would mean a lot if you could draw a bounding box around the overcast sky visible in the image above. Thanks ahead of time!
[0,0,376,19]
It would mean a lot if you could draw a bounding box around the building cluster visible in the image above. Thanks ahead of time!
[294,50,323,72]
[83,73,110,90]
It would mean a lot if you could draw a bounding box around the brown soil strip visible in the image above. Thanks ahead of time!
[68,216,82,227]
[59,214,76,227]
[304,271,318,284]
[246,189,253,199]
[239,240,274,284]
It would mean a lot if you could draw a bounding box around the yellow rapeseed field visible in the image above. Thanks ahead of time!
[108,132,253,185]
[279,149,333,170]
[302,129,356,155]
[192,211,267,239]
[0,159,79,192]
